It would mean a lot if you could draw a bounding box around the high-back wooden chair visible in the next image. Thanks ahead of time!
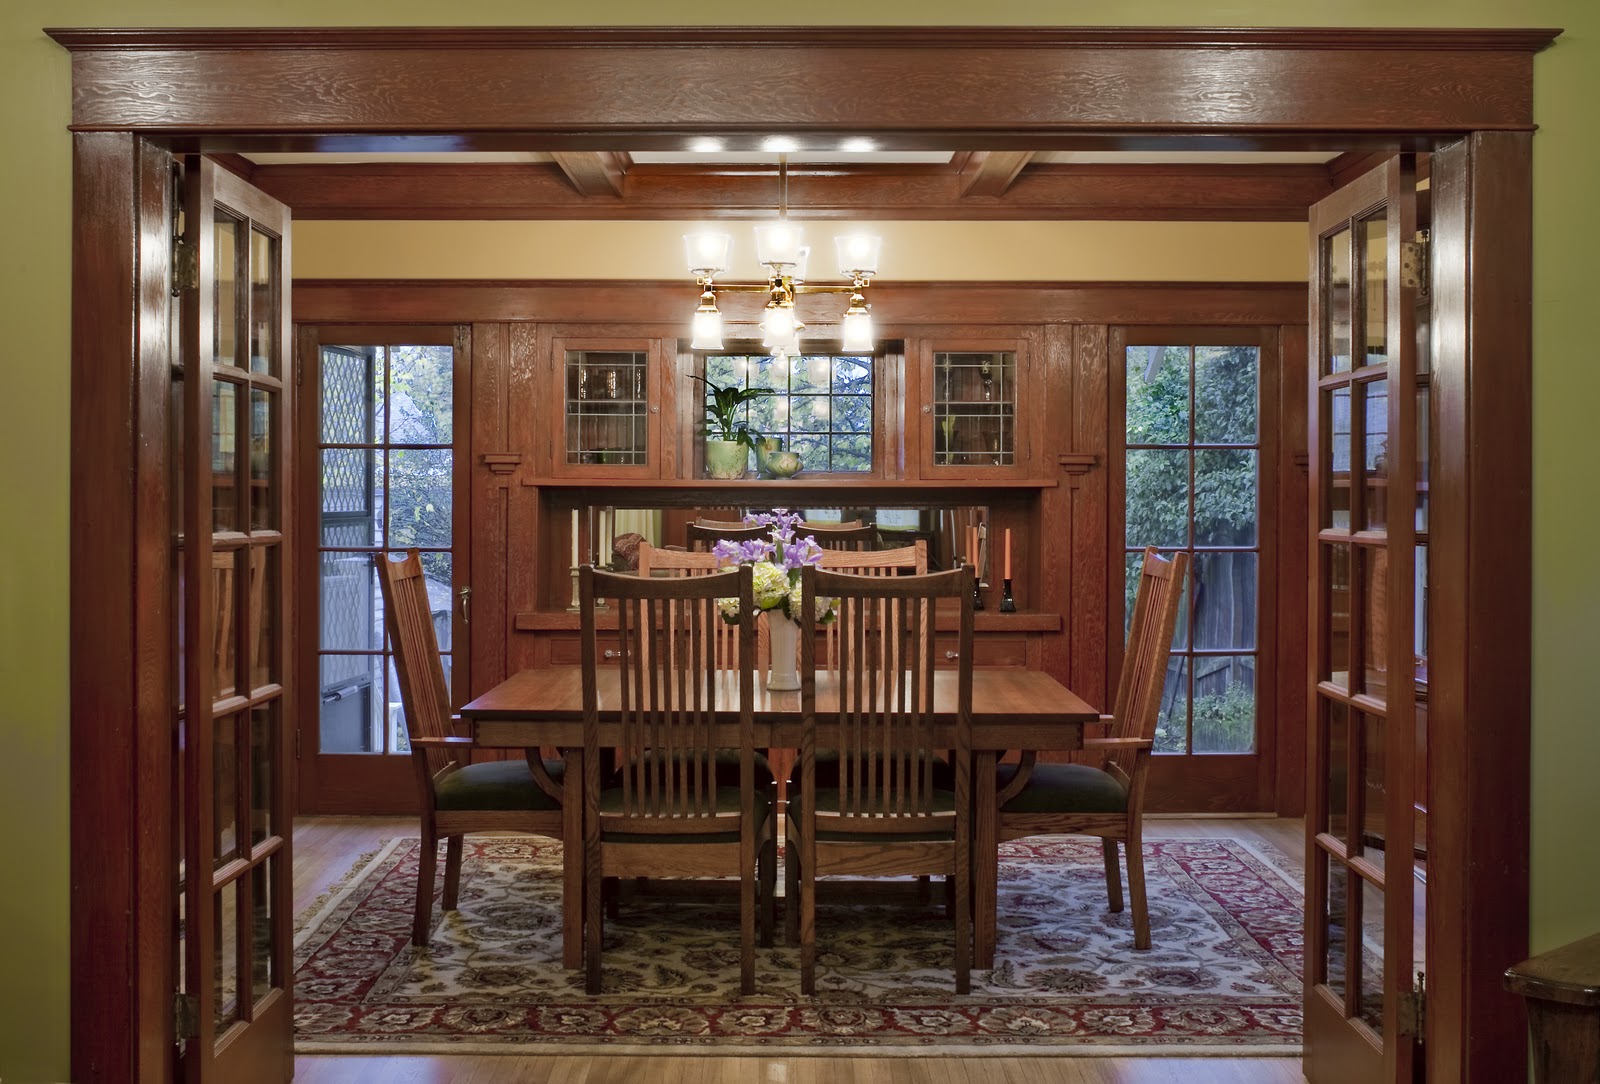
[685,521,769,551]
[801,522,876,552]
[376,550,565,946]
[636,541,759,669]
[993,546,1188,951]
[817,541,928,675]
[789,565,975,994]
[579,564,774,994]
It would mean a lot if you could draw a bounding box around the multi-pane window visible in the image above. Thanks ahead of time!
[705,352,873,472]
[317,343,455,757]
[1124,343,1261,755]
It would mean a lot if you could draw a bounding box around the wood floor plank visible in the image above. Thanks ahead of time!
[291,816,1306,1084]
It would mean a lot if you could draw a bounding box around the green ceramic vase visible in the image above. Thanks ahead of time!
[705,439,749,479]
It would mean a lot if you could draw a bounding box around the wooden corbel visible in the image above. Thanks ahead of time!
[1058,452,1099,488]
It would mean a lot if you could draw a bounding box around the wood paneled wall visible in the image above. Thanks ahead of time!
[295,278,1308,812]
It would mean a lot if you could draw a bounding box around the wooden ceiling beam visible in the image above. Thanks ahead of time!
[957,151,1036,197]
[252,161,1335,222]
[550,150,630,196]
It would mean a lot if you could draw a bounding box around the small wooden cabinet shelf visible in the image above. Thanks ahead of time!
[913,333,1040,479]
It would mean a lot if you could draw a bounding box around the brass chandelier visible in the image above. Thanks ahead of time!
[682,154,882,356]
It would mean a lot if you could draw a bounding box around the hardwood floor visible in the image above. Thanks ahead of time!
[291,814,1307,1084]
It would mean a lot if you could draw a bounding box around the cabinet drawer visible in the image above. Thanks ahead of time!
[546,634,621,666]
[934,635,1030,669]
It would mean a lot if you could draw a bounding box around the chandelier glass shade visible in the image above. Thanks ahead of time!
[682,155,881,357]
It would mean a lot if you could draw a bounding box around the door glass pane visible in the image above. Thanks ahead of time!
[1125,549,1189,649]
[248,228,276,375]
[213,712,239,868]
[1195,450,1256,546]
[1327,699,1350,840]
[1361,212,1389,369]
[1125,345,1189,444]
[1328,386,1352,530]
[568,349,650,465]
[1358,878,1386,1034]
[1361,547,1390,698]
[416,551,454,652]
[932,351,1015,467]
[212,380,238,532]
[249,389,275,530]
[320,552,381,652]
[1192,655,1256,754]
[249,701,277,845]
[1363,379,1389,531]
[321,450,380,547]
[389,345,454,444]
[1194,346,1258,444]
[1325,542,1352,688]
[1126,449,1189,548]
[248,546,277,690]
[387,449,453,549]
[318,654,385,754]
[320,346,380,444]
[1152,654,1188,754]
[250,858,278,1005]
[1325,228,1353,374]
[215,884,240,1031]
[1358,711,1386,861]
[213,210,241,367]
[1193,552,1257,650]
[1323,852,1349,997]
[212,550,239,701]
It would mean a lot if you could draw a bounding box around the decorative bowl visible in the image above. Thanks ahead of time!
[763,449,803,479]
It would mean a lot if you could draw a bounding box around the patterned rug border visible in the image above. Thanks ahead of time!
[294,834,1305,1059]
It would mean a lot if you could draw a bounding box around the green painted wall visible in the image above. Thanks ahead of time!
[1,1,1593,1078]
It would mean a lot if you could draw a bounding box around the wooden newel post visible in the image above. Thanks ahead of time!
[1506,932,1600,1083]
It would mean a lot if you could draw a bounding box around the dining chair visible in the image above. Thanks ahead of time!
[789,565,975,994]
[376,550,565,946]
[686,521,768,551]
[579,563,774,994]
[993,545,1188,951]
[801,522,876,552]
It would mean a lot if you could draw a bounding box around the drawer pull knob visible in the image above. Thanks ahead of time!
[945,650,960,660]
[603,649,620,660]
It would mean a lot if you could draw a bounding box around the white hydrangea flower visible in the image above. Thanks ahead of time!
[716,597,742,624]
[752,561,791,610]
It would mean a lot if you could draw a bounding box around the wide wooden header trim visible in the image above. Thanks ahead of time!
[47,26,1560,51]
[48,25,1558,137]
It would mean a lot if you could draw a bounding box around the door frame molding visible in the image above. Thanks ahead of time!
[53,25,1553,1083]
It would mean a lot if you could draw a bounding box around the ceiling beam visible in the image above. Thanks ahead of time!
[252,161,1335,222]
[550,151,630,196]
[957,151,1036,198]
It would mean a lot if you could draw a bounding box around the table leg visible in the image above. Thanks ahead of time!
[562,746,584,969]
[975,749,997,970]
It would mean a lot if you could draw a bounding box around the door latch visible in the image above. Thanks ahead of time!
[459,585,472,625]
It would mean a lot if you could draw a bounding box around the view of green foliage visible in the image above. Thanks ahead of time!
[706,353,873,472]
[1125,344,1260,755]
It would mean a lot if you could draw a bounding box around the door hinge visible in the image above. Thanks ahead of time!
[1398,972,1426,1038]
[170,164,198,296]
[1400,231,1429,292]
[174,991,200,1042]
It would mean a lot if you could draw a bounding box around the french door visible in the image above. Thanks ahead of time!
[1304,156,1422,1083]
[295,326,471,814]
[179,158,294,1082]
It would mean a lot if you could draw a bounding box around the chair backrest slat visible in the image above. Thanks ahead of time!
[1109,547,1189,778]
[375,551,455,782]
[685,522,769,552]
[582,564,755,821]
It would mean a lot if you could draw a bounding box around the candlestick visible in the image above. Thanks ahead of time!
[971,561,985,611]
[1000,577,1017,613]
[1004,528,1011,580]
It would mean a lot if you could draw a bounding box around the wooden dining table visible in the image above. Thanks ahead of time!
[460,665,1100,970]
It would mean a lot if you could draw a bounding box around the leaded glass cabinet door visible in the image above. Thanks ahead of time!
[1305,156,1421,1084]
[180,157,294,1084]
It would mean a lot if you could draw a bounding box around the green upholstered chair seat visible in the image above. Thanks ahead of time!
[786,787,957,842]
[434,758,565,812]
[790,750,954,790]
[998,762,1129,815]
[599,785,771,843]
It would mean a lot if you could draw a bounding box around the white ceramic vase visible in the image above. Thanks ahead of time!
[766,610,801,691]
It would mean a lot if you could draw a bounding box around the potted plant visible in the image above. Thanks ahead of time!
[690,374,774,479]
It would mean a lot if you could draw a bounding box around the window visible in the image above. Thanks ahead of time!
[704,352,873,472]
[1124,342,1261,755]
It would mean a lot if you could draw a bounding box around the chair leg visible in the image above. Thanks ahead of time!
[759,829,777,948]
[954,843,971,995]
[586,854,604,994]
[799,830,816,995]
[1102,838,1124,913]
[1126,822,1151,951]
[442,835,464,912]
[412,831,438,947]
[741,843,757,996]
[784,824,800,946]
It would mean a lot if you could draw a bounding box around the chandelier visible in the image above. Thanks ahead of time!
[682,154,882,357]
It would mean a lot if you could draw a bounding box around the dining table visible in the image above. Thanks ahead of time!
[460,665,1100,971]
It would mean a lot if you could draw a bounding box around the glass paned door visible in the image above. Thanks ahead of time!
[299,328,467,814]
[1305,156,1421,1084]
[180,157,293,1084]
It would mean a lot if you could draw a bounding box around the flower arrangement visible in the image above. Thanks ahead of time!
[711,509,836,625]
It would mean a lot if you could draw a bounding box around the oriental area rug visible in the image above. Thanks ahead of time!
[294,836,1304,1055]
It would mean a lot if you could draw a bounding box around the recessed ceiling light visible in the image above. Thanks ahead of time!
[762,136,801,154]
[689,137,725,154]
[841,138,877,153]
